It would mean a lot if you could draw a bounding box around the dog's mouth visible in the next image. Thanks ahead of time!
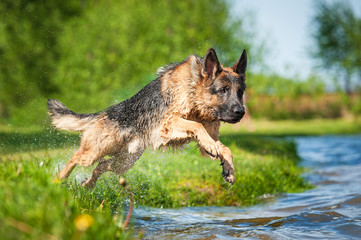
[220,117,243,124]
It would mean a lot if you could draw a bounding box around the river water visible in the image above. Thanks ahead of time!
[133,135,361,239]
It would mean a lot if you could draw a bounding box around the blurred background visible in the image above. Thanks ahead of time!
[0,0,360,126]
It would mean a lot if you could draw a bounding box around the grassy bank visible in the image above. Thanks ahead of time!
[3,118,359,239]
[0,127,310,207]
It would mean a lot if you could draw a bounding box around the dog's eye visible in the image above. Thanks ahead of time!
[218,87,228,94]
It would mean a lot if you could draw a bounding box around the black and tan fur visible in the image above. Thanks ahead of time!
[48,48,247,188]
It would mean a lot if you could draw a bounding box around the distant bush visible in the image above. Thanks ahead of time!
[246,73,360,120]
[247,93,345,120]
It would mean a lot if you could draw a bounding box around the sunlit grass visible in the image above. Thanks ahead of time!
[121,138,309,207]
[0,158,133,240]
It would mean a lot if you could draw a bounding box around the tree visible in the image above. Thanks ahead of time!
[311,0,361,94]
[0,0,82,119]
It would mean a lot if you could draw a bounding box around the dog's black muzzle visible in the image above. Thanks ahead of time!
[233,104,245,119]
[220,104,245,124]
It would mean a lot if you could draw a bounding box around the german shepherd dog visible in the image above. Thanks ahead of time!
[48,48,247,188]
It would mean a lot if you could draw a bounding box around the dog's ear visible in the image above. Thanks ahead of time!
[233,49,247,74]
[202,48,222,79]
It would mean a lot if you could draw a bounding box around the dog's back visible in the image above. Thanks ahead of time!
[105,78,170,136]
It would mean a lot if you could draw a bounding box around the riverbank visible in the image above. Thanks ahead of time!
[1,118,360,239]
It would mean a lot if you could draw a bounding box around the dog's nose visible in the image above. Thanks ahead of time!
[233,105,245,116]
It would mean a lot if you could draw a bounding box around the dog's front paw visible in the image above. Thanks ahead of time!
[221,160,235,184]
[218,144,235,184]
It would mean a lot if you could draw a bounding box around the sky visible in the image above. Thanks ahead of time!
[233,0,361,79]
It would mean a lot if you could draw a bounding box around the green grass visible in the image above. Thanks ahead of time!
[124,137,308,207]
[1,129,310,207]
[0,158,133,240]
[3,117,359,239]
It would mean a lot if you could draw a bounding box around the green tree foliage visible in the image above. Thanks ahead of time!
[311,0,361,94]
[0,0,254,123]
[0,0,82,120]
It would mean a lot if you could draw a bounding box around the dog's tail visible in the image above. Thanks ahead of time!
[47,99,98,132]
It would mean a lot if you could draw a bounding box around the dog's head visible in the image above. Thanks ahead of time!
[199,48,247,124]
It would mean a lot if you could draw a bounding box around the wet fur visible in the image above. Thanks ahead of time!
[47,48,247,188]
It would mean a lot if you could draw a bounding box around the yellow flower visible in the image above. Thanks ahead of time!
[74,214,94,231]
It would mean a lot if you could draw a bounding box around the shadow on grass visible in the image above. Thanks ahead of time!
[0,129,80,154]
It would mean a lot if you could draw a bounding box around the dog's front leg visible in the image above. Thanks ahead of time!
[201,122,235,184]
[163,118,235,184]
[216,141,235,184]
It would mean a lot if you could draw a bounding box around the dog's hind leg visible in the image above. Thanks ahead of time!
[81,158,111,188]
[59,146,104,180]
[82,152,143,188]
[59,149,83,179]
[59,115,124,183]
